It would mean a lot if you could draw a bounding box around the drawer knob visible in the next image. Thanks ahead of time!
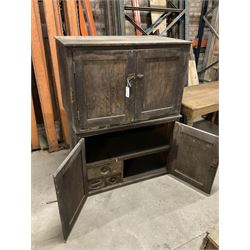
[100,166,110,175]
[110,177,116,183]
[89,179,103,189]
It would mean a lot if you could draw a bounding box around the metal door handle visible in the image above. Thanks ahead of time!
[136,73,144,79]
[127,73,136,87]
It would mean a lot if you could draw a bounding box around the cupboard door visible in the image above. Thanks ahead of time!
[73,50,135,129]
[135,48,188,121]
[53,139,88,241]
[168,122,218,194]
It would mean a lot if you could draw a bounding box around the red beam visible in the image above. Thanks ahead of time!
[131,0,142,35]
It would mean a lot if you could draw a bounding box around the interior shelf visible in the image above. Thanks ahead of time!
[85,124,172,163]
[123,152,167,178]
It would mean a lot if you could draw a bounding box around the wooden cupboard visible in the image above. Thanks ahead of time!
[54,36,219,241]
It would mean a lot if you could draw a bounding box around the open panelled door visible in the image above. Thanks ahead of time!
[168,122,218,194]
[53,139,88,241]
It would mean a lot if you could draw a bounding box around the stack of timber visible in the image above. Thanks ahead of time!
[188,45,199,86]
[31,0,96,152]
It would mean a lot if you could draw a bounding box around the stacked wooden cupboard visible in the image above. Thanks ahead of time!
[53,36,219,241]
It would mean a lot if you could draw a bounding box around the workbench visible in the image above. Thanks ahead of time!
[181,81,219,126]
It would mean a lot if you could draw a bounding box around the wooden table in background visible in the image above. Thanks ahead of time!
[181,81,219,126]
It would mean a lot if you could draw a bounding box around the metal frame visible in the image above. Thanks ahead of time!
[104,0,125,35]
[199,1,219,81]
[124,0,188,39]
[194,0,219,73]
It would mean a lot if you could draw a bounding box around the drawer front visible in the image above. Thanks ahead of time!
[88,174,122,191]
[104,174,122,186]
[88,178,105,191]
[87,160,122,180]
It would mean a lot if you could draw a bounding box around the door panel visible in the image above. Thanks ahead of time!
[168,122,218,194]
[53,139,88,241]
[73,50,135,129]
[135,48,188,121]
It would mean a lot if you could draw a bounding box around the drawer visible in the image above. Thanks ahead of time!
[88,178,105,191]
[88,174,122,191]
[87,160,122,180]
[104,174,122,186]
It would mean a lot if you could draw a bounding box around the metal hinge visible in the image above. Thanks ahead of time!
[77,110,80,121]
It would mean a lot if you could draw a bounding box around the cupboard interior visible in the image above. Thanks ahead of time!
[85,122,174,163]
[123,151,168,178]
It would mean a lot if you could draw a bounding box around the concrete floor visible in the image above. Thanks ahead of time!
[32,121,218,250]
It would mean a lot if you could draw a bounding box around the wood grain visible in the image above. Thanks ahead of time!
[169,122,218,194]
[78,0,88,36]
[53,139,88,241]
[181,81,219,126]
[43,0,70,146]
[83,0,96,35]
[73,49,133,129]
[31,0,59,152]
[135,48,189,121]
[182,81,218,110]
[65,0,80,35]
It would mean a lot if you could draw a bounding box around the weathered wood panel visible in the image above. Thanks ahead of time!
[53,139,88,241]
[73,49,135,128]
[168,122,218,194]
[135,47,189,121]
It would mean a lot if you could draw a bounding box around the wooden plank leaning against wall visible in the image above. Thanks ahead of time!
[32,0,59,152]
[31,0,98,151]
[65,0,80,35]
[43,0,70,145]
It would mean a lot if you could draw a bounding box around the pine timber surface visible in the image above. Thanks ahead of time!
[181,81,219,126]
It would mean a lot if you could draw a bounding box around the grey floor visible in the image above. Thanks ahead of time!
[32,120,218,250]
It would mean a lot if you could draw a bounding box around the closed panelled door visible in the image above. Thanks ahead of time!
[135,48,188,121]
[73,49,135,129]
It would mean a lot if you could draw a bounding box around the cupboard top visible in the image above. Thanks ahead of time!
[55,36,191,47]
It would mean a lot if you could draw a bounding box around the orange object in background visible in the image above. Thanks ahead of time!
[32,0,59,152]
[78,0,88,36]
[193,39,207,48]
[83,0,97,35]
[131,0,142,36]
